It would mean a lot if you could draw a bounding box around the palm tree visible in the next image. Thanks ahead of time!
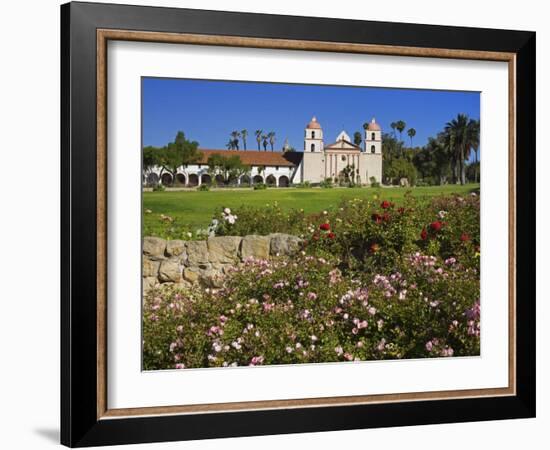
[268,131,276,151]
[469,119,480,182]
[241,129,248,150]
[444,114,479,185]
[407,128,416,147]
[262,134,269,151]
[395,120,406,142]
[390,122,397,138]
[225,139,234,150]
[230,131,240,150]
[255,130,262,150]
[353,131,362,147]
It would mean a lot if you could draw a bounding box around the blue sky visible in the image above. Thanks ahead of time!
[142,77,480,152]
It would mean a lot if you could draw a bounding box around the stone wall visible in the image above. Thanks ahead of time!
[143,234,302,292]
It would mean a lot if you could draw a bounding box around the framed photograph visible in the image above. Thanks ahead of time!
[61,1,536,447]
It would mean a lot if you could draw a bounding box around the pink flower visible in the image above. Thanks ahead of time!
[307,292,318,301]
[250,356,265,366]
[174,363,185,369]
[377,339,386,351]
[425,341,433,352]
[368,306,377,316]
[334,346,343,355]
[344,352,354,361]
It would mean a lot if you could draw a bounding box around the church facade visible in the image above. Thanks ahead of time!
[145,116,382,187]
[297,116,382,185]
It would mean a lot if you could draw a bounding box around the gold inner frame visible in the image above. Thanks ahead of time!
[96,29,516,420]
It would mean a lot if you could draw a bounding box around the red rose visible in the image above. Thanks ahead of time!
[381,200,391,209]
[382,212,391,222]
[420,228,428,240]
[397,207,405,214]
[430,221,443,232]
[369,242,380,253]
[319,223,330,231]
[327,232,336,239]
[372,213,383,224]
[460,233,470,242]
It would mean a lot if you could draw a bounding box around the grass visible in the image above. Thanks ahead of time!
[143,184,479,234]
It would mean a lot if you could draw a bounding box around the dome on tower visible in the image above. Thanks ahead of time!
[366,118,381,131]
[306,116,322,129]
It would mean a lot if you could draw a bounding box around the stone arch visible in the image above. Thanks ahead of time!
[371,145,376,154]
[175,173,186,185]
[266,174,277,186]
[241,175,251,186]
[201,174,212,185]
[278,175,289,187]
[252,175,264,185]
[146,173,159,186]
[214,174,225,186]
[160,173,173,186]
[188,173,199,186]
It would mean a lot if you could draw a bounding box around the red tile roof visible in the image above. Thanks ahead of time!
[196,149,301,167]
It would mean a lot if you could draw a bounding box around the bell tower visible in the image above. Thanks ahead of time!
[304,116,324,152]
[364,117,382,154]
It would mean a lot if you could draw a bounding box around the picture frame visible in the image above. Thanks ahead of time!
[60,1,536,447]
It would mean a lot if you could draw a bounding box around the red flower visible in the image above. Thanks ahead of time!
[420,228,428,240]
[312,234,319,241]
[430,221,443,232]
[369,242,380,253]
[381,200,391,209]
[319,223,330,231]
[382,212,391,222]
[327,232,336,239]
[397,207,405,214]
[372,213,383,224]
[460,233,471,242]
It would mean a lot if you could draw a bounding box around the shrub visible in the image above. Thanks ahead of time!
[319,178,333,189]
[369,176,381,188]
[253,183,267,190]
[295,181,311,188]
[152,183,165,192]
[197,184,210,191]
[143,252,480,370]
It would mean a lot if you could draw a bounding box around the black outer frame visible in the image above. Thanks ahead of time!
[60,1,536,447]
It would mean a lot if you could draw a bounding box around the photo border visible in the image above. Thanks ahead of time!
[61,2,535,446]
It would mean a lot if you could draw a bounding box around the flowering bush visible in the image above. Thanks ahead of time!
[143,251,480,370]
[143,192,480,370]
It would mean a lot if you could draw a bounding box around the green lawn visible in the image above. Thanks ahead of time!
[143,184,479,234]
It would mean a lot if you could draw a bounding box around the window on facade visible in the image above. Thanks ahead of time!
[371,145,376,154]
[311,131,315,139]
[311,143,315,152]
[341,155,346,161]
[198,164,201,168]
[275,166,279,170]
[371,132,375,140]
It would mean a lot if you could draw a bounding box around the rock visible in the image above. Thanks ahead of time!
[185,240,209,266]
[207,236,242,263]
[142,257,160,277]
[199,268,224,288]
[183,267,201,283]
[241,235,270,260]
[143,237,166,257]
[166,240,186,257]
[142,277,158,293]
[269,233,302,256]
[158,261,182,283]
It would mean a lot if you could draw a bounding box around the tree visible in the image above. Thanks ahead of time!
[157,131,200,185]
[407,128,416,147]
[395,120,406,142]
[469,119,480,182]
[255,130,262,150]
[143,146,160,179]
[268,131,276,151]
[241,129,248,150]
[230,130,240,150]
[444,114,479,185]
[390,122,397,138]
[353,131,362,147]
[262,134,269,151]
[207,153,249,185]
